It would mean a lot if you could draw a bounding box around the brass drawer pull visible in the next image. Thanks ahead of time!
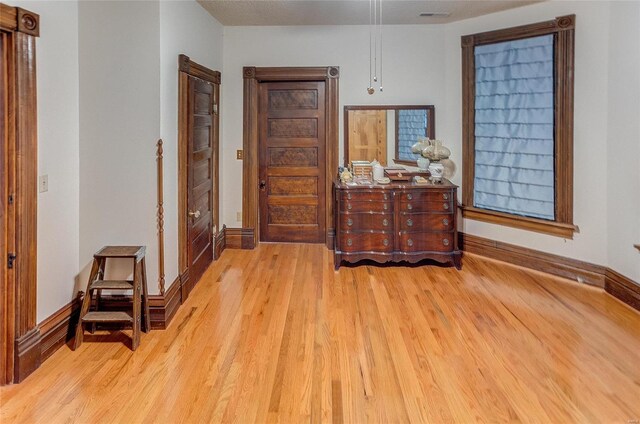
[347,204,352,210]
[407,193,413,200]
[442,218,449,226]
[347,239,353,246]
[407,204,413,210]
[347,218,353,226]
[383,204,388,210]
[347,193,352,200]
[443,239,450,246]
[443,203,449,210]
[443,193,449,200]
[382,218,388,226]
[407,239,414,247]
[383,239,389,246]
[383,193,388,200]
[407,219,413,227]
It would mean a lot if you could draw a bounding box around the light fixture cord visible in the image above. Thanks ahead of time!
[373,0,377,82]
[369,0,373,88]
[379,0,383,91]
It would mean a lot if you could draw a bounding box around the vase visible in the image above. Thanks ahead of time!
[417,157,429,170]
[428,162,444,183]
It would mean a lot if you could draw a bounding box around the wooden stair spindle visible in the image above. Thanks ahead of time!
[73,246,150,351]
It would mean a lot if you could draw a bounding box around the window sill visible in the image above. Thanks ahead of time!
[393,159,418,167]
[461,206,578,239]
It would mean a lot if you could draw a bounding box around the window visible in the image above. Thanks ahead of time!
[395,109,430,163]
[461,15,577,238]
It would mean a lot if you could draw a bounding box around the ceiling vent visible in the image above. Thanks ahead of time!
[419,12,451,17]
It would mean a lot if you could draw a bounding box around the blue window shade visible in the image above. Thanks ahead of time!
[397,109,428,161]
[474,34,555,220]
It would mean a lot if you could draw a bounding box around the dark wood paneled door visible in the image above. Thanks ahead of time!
[1,30,14,385]
[187,76,217,286]
[259,81,326,243]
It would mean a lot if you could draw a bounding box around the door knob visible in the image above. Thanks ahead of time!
[188,210,201,219]
[259,180,266,191]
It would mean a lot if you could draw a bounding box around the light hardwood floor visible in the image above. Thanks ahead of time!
[1,244,639,423]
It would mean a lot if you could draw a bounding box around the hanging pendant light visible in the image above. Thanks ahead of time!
[367,0,382,95]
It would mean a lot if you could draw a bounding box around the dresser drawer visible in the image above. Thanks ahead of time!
[399,213,454,232]
[399,232,455,252]
[340,213,393,231]
[341,201,392,213]
[339,232,394,253]
[340,190,391,202]
[400,200,453,213]
[399,190,453,203]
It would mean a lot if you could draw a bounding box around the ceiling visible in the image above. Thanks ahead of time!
[198,0,543,26]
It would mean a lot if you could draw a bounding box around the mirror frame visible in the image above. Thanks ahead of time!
[343,105,435,166]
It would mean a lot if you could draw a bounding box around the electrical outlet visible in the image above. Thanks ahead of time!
[236,212,241,221]
[39,175,48,193]
[236,150,244,160]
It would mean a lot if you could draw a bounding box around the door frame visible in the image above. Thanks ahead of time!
[1,3,40,385]
[242,66,339,250]
[177,54,220,299]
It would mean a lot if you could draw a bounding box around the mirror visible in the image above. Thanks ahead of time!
[344,105,435,166]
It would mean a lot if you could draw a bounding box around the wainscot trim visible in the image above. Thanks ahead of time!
[460,232,640,312]
[37,275,184,369]
[605,268,640,312]
[459,232,605,287]
[225,227,255,249]
[39,292,83,362]
[13,327,41,383]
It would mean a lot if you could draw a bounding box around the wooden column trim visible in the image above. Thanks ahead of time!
[1,3,40,385]
[242,66,340,249]
[156,139,165,295]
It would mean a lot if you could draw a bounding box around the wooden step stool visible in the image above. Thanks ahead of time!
[74,246,150,351]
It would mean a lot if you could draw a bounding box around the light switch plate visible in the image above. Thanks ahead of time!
[39,175,48,193]
[236,212,242,221]
[236,150,244,160]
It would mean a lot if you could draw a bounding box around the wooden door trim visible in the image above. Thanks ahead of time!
[242,66,339,249]
[177,54,220,299]
[1,2,40,385]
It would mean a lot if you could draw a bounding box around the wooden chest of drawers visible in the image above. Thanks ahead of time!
[334,180,461,270]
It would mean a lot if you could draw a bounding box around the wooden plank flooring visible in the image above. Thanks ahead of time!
[1,244,639,423]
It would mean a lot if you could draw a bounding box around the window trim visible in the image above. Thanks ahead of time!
[461,14,577,239]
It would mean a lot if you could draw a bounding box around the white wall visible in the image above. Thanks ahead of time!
[160,1,224,290]
[606,1,640,282]
[221,25,447,226]
[443,1,613,267]
[221,2,639,285]
[14,0,640,321]
[13,1,81,322]
[78,1,161,291]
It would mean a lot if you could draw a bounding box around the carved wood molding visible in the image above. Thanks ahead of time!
[179,54,220,84]
[243,67,256,79]
[244,66,340,82]
[156,139,165,295]
[0,4,40,36]
[464,14,575,45]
